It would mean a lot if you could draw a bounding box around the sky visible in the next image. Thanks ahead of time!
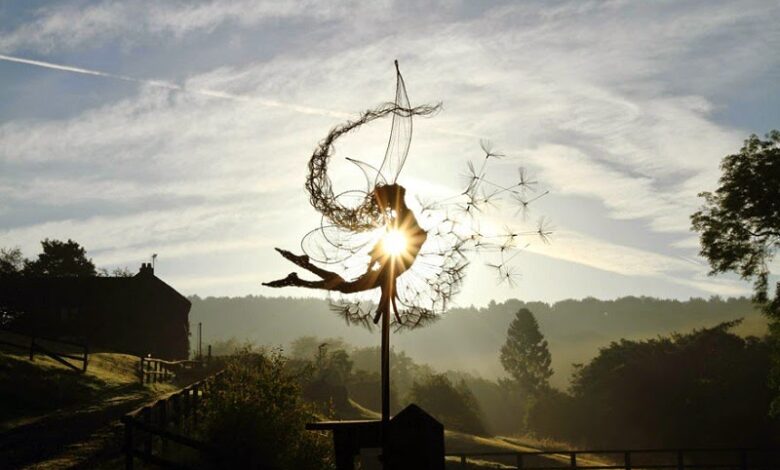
[1,0,778,307]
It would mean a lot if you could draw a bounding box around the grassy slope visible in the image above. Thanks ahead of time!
[0,351,174,429]
[0,350,177,469]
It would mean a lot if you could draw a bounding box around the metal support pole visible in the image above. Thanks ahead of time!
[380,287,391,469]
[381,301,390,424]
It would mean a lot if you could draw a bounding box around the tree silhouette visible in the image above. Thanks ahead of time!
[692,130,780,314]
[691,130,780,414]
[0,247,24,278]
[23,238,97,277]
[500,308,552,394]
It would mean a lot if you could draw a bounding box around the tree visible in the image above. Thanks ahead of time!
[408,374,487,435]
[23,239,96,277]
[500,308,553,394]
[566,321,777,448]
[0,247,24,277]
[691,130,780,314]
[97,266,134,277]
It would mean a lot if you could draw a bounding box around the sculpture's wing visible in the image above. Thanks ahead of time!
[301,223,379,265]
[347,158,387,194]
[377,60,413,184]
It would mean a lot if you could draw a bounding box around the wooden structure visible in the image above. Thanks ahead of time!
[306,404,444,470]
[139,356,204,384]
[0,263,190,359]
[445,448,780,469]
[121,370,225,469]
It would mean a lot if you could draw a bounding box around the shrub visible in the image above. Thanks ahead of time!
[199,348,334,469]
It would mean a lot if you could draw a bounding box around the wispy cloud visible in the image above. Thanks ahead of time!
[0,0,776,300]
[0,0,359,53]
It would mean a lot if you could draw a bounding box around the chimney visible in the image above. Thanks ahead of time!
[139,262,154,277]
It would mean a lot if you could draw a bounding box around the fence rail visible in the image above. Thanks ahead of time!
[0,329,88,372]
[122,369,225,469]
[446,448,780,470]
[139,357,204,384]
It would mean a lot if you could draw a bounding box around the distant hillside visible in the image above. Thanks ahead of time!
[189,295,765,387]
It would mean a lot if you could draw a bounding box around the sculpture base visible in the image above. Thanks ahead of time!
[306,404,444,470]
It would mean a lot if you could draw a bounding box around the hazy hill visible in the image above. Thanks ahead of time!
[189,295,765,387]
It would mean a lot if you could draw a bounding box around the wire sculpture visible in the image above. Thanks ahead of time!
[263,61,550,331]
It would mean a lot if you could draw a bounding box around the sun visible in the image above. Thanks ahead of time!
[382,229,408,257]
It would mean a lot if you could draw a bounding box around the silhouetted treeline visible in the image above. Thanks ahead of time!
[271,319,777,448]
[236,337,489,436]
[190,295,764,386]
[528,320,777,448]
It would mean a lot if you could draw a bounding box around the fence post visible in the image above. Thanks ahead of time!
[158,400,169,455]
[740,449,747,470]
[192,384,199,424]
[192,384,199,425]
[172,394,181,429]
[570,452,577,468]
[677,450,684,470]
[624,451,631,470]
[460,455,466,468]
[141,407,152,459]
[516,453,524,469]
[123,418,134,470]
[29,337,35,361]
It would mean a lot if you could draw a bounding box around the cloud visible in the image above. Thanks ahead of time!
[0,0,359,53]
[528,229,750,296]
[0,0,776,300]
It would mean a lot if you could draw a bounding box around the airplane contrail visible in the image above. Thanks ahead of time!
[0,53,349,118]
[0,53,482,141]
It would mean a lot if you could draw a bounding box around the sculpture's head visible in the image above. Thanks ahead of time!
[373,183,406,211]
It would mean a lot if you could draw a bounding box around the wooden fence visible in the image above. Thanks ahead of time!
[0,329,88,372]
[446,448,780,470]
[139,357,204,384]
[121,369,225,469]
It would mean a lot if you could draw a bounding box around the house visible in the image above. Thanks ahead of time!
[0,263,190,359]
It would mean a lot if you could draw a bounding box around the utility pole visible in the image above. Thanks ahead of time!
[198,322,202,360]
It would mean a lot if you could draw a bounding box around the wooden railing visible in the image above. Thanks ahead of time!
[0,329,88,372]
[139,357,204,384]
[121,369,225,469]
[446,448,780,469]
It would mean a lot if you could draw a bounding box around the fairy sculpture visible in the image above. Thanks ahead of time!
[263,61,550,430]
[264,60,550,329]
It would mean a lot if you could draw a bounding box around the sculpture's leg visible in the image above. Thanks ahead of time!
[264,248,387,295]
[272,248,340,280]
[262,272,342,289]
[391,292,403,325]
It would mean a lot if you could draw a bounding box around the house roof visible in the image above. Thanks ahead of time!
[0,264,190,311]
